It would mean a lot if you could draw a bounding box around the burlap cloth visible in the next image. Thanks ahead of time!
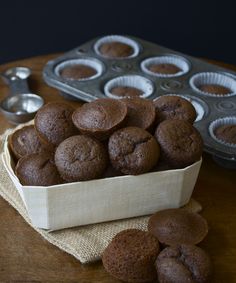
[0,128,202,264]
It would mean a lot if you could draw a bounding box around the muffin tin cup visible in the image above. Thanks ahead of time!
[55,58,104,81]
[154,94,206,122]
[209,116,236,148]
[104,75,154,99]
[141,55,190,78]
[94,35,140,59]
[189,72,236,97]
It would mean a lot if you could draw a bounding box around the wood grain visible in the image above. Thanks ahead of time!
[0,54,236,282]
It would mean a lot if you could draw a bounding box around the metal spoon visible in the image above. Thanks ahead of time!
[0,67,44,124]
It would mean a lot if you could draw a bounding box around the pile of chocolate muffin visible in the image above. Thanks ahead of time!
[9,95,203,186]
[102,208,211,283]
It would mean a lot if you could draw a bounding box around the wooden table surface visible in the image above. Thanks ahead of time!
[0,54,235,283]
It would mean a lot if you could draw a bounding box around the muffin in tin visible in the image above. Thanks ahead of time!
[94,35,139,59]
[209,117,236,147]
[55,58,104,81]
[141,55,190,78]
[104,75,154,99]
[190,72,236,97]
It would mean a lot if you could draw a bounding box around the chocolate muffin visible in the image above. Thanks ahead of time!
[148,63,182,75]
[148,209,208,246]
[99,41,134,58]
[102,229,160,283]
[123,98,156,130]
[55,135,108,182]
[15,153,63,186]
[60,64,97,80]
[199,84,231,95]
[154,96,197,124]
[214,124,236,144]
[155,120,203,168]
[108,127,160,175]
[72,98,127,140]
[35,102,78,147]
[110,86,143,98]
[156,244,211,283]
[9,125,45,159]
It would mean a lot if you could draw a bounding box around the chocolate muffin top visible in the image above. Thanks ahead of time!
[123,98,156,130]
[155,120,203,168]
[199,84,231,95]
[60,64,97,80]
[148,63,182,75]
[72,98,127,140]
[148,208,208,246]
[55,135,108,182]
[99,41,134,58]
[110,86,143,98]
[102,229,160,283]
[156,244,212,283]
[214,124,236,144]
[9,125,45,159]
[108,127,160,175]
[154,96,197,124]
[35,102,78,147]
[15,152,63,186]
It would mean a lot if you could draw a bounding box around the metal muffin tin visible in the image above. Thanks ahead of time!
[43,35,236,168]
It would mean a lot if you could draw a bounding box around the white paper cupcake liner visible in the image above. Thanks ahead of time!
[104,75,154,99]
[55,58,104,81]
[153,94,206,122]
[94,35,140,59]
[189,72,236,97]
[141,55,190,78]
[209,116,236,148]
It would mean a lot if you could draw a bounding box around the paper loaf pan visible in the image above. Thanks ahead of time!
[2,128,202,231]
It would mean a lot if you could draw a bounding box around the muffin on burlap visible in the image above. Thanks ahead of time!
[55,135,108,182]
[123,98,156,131]
[154,95,196,124]
[156,244,212,283]
[9,125,45,159]
[148,208,208,246]
[72,98,127,140]
[155,119,203,168]
[102,229,160,283]
[16,152,63,186]
[108,127,160,175]
[35,102,78,147]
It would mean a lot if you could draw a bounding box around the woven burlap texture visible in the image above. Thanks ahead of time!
[0,127,201,264]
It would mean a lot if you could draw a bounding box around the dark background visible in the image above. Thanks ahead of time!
[1,0,236,65]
